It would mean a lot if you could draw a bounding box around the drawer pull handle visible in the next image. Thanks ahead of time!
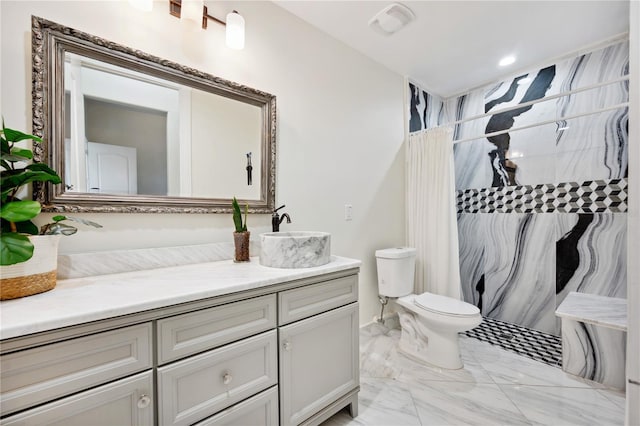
[283,341,291,351]
[222,373,233,385]
[137,394,151,409]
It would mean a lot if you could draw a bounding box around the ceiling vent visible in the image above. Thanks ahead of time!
[368,3,415,36]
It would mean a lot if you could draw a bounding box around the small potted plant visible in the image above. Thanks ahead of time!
[1,122,101,299]
[232,196,250,262]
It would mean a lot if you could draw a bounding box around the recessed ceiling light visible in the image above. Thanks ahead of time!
[499,56,516,67]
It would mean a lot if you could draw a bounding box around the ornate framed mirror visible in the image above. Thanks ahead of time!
[32,16,276,213]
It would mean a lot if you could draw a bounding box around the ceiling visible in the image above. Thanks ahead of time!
[274,1,630,98]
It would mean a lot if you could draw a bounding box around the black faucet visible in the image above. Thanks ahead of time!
[272,205,292,232]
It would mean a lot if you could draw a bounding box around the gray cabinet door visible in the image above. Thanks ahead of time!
[279,275,358,325]
[157,294,277,364]
[194,386,279,426]
[279,303,359,425]
[2,371,153,426]
[158,330,278,426]
[0,323,152,415]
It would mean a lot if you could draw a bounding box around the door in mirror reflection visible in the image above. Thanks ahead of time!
[87,142,138,195]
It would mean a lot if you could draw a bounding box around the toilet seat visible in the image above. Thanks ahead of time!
[413,292,480,317]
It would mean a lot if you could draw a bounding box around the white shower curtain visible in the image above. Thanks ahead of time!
[406,127,462,299]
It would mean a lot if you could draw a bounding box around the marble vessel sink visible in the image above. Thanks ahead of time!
[259,232,331,268]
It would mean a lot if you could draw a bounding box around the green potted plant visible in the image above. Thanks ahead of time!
[1,122,101,299]
[232,196,250,262]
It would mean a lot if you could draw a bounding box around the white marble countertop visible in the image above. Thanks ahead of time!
[555,292,627,331]
[0,256,361,341]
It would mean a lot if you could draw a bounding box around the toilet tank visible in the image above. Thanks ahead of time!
[375,247,416,297]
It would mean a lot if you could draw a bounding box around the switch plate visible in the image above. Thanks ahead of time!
[344,204,353,221]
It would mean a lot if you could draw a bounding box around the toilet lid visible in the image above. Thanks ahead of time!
[414,293,480,317]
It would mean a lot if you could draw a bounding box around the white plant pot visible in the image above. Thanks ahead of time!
[0,235,61,300]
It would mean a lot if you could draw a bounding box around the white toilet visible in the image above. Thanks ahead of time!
[375,247,482,370]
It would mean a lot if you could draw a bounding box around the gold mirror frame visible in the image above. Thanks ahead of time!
[32,16,276,214]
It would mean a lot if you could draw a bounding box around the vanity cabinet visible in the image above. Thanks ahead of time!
[1,372,154,426]
[279,303,359,425]
[0,268,359,426]
[158,330,278,426]
[156,294,277,365]
[278,275,360,425]
[194,386,279,426]
[0,322,154,426]
[0,323,153,419]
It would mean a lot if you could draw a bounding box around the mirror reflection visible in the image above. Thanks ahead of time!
[63,53,262,200]
[33,16,276,214]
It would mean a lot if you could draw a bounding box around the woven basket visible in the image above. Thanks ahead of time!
[0,235,61,300]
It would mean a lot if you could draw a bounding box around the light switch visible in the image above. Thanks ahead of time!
[345,204,353,221]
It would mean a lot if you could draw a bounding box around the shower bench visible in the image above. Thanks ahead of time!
[555,292,627,390]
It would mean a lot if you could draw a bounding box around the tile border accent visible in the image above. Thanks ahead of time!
[456,179,627,214]
[464,316,563,367]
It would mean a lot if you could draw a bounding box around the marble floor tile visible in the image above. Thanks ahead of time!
[321,410,364,426]
[396,357,494,385]
[361,329,493,384]
[598,388,627,411]
[360,326,403,379]
[395,337,495,384]
[500,385,624,426]
[467,337,607,388]
[410,381,531,425]
[359,322,392,341]
[322,324,626,426]
[322,377,421,426]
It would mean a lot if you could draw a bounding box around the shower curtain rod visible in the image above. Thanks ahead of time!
[452,101,629,144]
[416,75,629,132]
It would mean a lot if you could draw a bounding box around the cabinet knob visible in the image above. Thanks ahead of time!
[283,341,291,351]
[222,373,233,385]
[137,394,151,409]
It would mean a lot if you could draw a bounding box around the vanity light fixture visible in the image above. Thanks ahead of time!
[128,0,153,12]
[225,10,245,50]
[180,0,203,26]
[169,0,245,50]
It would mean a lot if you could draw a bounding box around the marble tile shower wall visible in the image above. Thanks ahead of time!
[408,40,629,336]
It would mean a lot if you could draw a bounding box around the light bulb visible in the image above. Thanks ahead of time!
[128,0,153,12]
[181,0,203,29]
[226,11,245,50]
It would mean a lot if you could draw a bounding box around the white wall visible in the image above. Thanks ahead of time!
[190,89,261,199]
[0,0,406,325]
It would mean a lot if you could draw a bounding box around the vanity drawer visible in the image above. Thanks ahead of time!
[1,371,153,426]
[194,386,279,426]
[0,323,152,416]
[279,274,358,325]
[158,329,278,426]
[157,294,277,364]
